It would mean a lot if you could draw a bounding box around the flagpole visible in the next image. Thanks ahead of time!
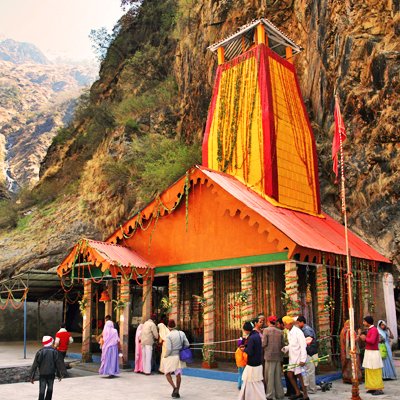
[336,95,361,400]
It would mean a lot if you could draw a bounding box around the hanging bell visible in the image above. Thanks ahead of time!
[99,290,111,302]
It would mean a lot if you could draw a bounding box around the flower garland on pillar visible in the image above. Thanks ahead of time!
[168,273,179,322]
[240,267,253,322]
[203,270,215,364]
[284,261,300,316]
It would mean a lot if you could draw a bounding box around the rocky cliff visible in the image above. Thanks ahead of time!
[0,0,398,277]
[0,41,97,191]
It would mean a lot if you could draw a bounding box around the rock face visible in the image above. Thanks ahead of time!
[170,0,400,266]
[0,1,398,277]
[0,41,97,190]
[0,38,49,65]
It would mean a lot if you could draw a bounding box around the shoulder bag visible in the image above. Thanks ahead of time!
[178,331,193,363]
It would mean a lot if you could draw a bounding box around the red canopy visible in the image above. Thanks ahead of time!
[57,238,154,279]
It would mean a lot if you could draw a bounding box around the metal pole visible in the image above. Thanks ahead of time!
[338,100,361,400]
[23,296,27,359]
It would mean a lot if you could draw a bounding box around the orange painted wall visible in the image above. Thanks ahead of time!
[123,180,285,267]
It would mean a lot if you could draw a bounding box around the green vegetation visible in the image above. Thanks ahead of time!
[115,75,177,124]
[0,200,18,229]
[16,213,33,231]
[130,134,201,203]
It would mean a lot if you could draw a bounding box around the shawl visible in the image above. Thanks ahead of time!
[102,320,119,353]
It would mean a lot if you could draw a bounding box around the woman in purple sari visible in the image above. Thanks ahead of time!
[99,320,120,377]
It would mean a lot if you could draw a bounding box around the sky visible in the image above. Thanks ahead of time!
[0,0,125,62]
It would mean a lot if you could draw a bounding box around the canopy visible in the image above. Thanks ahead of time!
[57,238,154,280]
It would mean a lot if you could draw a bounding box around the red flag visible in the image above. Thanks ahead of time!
[332,96,347,178]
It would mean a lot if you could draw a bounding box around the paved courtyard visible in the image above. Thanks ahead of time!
[2,368,400,400]
[1,342,399,399]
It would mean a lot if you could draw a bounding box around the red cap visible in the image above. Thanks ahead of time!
[268,315,277,323]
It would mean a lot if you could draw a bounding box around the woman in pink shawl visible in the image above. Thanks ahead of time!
[134,323,144,373]
[99,320,120,377]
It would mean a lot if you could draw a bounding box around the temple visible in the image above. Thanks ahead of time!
[57,19,394,365]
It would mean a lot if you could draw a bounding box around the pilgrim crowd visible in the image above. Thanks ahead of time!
[236,314,397,400]
[28,313,397,400]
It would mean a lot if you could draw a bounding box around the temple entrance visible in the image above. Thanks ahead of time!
[178,273,204,349]
[253,265,285,318]
[214,269,241,361]
[298,264,317,328]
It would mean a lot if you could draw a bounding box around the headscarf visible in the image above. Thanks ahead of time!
[377,320,387,340]
[102,320,119,353]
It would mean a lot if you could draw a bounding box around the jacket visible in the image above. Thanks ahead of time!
[365,325,379,350]
[301,324,318,356]
[165,329,190,357]
[244,330,263,367]
[262,326,284,361]
[30,347,64,379]
[140,319,159,346]
[235,347,248,367]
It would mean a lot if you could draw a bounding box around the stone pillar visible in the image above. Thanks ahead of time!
[82,279,93,362]
[142,277,152,322]
[240,267,253,323]
[104,280,113,317]
[168,273,179,322]
[119,278,130,368]
[202,270,216,368]
[316,264,332,361]
[284,261,300,317]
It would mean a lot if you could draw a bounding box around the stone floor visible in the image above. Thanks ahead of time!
[1,342,399,399]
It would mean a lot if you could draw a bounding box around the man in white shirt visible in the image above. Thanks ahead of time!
[140,314,159,375]
[282,315,309,400]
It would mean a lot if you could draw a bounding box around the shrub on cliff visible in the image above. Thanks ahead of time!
[0,200,18,229]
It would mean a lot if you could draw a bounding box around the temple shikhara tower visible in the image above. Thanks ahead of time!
[57,19,394,366]
[203,19,320,216]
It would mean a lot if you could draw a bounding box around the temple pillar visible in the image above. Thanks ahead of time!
[104,280,113,317]
[256,24,266,45]
[217,47,225,65]
[240,267,253,323]
[119,278,130,367]
[168,273,179,322]
[82,279,93,362]
[316,264,332,361]
[142,277,152,321]
[284,261,300,317]
[286,46,293,63]
[202,270,216,368]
